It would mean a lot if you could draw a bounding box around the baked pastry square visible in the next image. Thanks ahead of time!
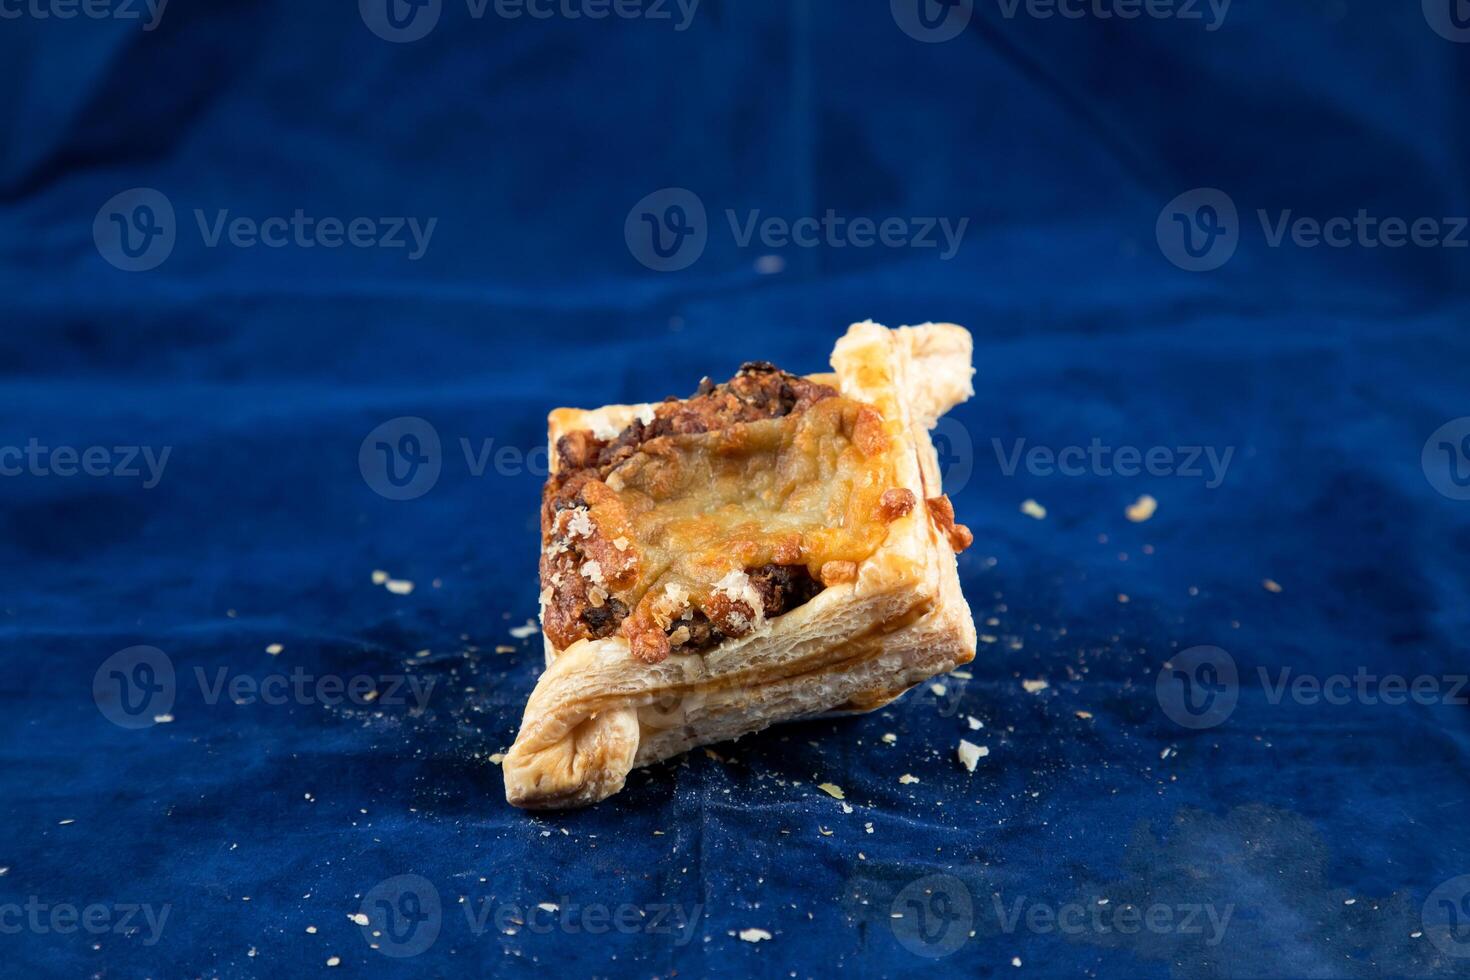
[503,321,977,809]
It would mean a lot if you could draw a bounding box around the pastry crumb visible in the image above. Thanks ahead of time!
[349,913,369,926]
[818,783,845,800]
[881,733,897,744]
[898,774,920,785]
[1022,678,1049,694]
[1020,499,1047,520]
[966,716,983,730]
[385,579,414,595]
[957,740,989,772]
[266,643,283,656]
[509,619,538,638]
[1263,578,1283,593]
[738,928,772,943]
[371,570,388,585]
[1125,494,1158,523]
[1076,710,1093,720]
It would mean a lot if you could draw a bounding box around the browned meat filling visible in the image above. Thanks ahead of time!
[540,363,839,653]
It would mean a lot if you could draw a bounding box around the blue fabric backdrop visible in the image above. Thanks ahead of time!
[2,1,1469,976]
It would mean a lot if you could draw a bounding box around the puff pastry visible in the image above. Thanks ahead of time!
[503,321,978,809]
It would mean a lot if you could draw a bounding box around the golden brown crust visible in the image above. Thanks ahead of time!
[507,322,979,810]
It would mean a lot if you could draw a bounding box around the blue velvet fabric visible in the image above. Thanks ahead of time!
[2,2,1469,977]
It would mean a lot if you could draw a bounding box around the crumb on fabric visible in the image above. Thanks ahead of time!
[266,643,283,656]
[1125,494,1158,523]
[386,579,414,595]
[818,783,845,800]
[1022,678,1049,694]
[1020,499,1047,520]
[509,619,538,638]
[957,740,989,772]
[738,928,772,943]
[1263,578,1283,593]
[899,774,920,785]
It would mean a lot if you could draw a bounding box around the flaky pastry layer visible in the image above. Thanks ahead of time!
[504,322,978,809]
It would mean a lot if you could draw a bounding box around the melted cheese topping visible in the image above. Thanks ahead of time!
[577,395,898,656]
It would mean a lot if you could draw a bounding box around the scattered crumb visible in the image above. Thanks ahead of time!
[537,903,558,913]
[966,716,983,730]
[1117,593,1130,603]
[349,913,369,926]
[1076,711,1093,720]
[1125,494,1158,523]
[818,783,845,800]
[266,643,283,656]
[414,649,430,658]
[58,819,74,826]
[326,956,341,967]
[864,822,874,834]
[818,826,833,837]
[509,620,538,639]
[1020,499,1047,520]
[1012,956,1022,967]
[979,634,998,644]
[488,753,506,765]
[929,682,947,697]
[738,928,772,943]
[306,926,318,934]
[1263,578,1283,593]
[371,570,389,585]
[881,733,897,744]
[898,774,920,785]
[1022,678,1049,694]
[957,740,989,772]
[494,645,516,654]
[153,713,174,724]
[385,579,414,595]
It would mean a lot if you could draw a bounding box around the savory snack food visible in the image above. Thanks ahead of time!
[503,321,977,809]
